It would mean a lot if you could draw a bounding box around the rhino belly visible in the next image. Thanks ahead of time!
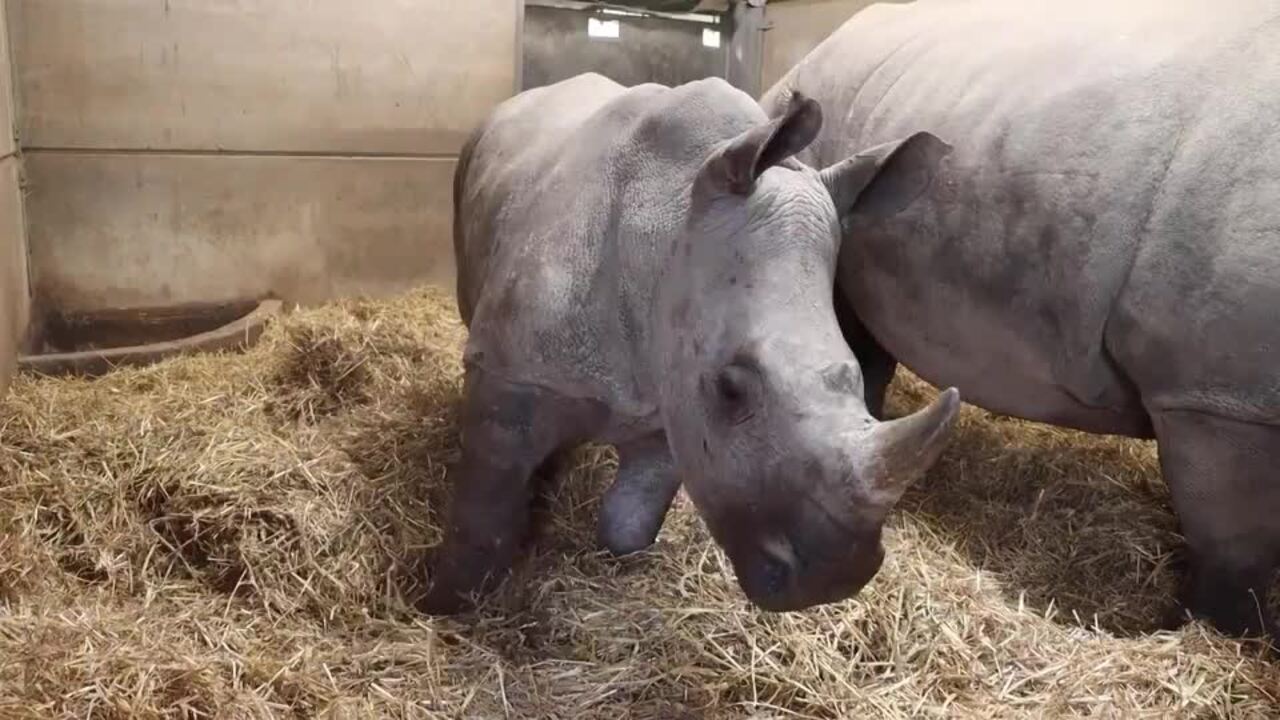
[789,1,1274,438]
[837,158,1154,438]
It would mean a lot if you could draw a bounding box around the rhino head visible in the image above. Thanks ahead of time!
[654,92,958,611]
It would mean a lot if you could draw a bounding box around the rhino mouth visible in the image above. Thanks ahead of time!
[730,528,885,612]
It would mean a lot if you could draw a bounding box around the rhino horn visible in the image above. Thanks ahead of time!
[862,387,961,503]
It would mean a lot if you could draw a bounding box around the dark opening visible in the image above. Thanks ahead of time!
[33,300,262,354]
[521,4,729,91]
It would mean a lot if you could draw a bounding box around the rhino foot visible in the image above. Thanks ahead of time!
[598,434,681,556]
[418,546,486,616]
[1153,408,1280,644]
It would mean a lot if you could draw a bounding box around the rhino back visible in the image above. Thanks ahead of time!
[1108,18,1280,422]
[454,73,626,324]
[456,75,766,421]
[772,0,1280,430]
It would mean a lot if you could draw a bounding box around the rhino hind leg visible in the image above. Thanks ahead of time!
[1154,409,1280,641]
[598,434,681,556]
[419,369,604,615]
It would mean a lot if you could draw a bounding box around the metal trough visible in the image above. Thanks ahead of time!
[20,299,284,378]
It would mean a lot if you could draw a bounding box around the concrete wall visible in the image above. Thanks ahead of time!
[9,0,518,314]
[523,6,727,91]
[762,0,909,93]
[0,0,29,395]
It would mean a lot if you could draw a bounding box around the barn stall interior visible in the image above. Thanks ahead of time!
[0,0,1277,717]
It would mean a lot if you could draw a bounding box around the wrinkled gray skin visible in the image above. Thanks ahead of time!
[420,73,962,614]
[763,0,1280,639]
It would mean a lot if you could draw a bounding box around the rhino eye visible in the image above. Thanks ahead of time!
[709,363,760,425]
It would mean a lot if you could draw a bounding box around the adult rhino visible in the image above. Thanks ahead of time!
[420,73,961,614]
[762,0,1280,638]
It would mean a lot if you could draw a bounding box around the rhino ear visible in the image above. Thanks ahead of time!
[701,91,823,196]
[820,131,951,220]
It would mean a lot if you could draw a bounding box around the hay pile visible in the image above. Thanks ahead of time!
[0,287,1276,718]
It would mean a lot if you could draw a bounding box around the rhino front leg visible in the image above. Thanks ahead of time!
[598,434,681,556]
[1154,409,1280,641]
[834,286,897,420]
[419,369,601,615]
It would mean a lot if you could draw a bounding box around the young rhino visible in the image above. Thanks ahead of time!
[421,73,960,614]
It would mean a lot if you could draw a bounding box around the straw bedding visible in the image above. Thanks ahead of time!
[0,287,1276,718]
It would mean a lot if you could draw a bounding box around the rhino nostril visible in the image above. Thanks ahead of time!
[760,555,791,596]
[758,535,797,596]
